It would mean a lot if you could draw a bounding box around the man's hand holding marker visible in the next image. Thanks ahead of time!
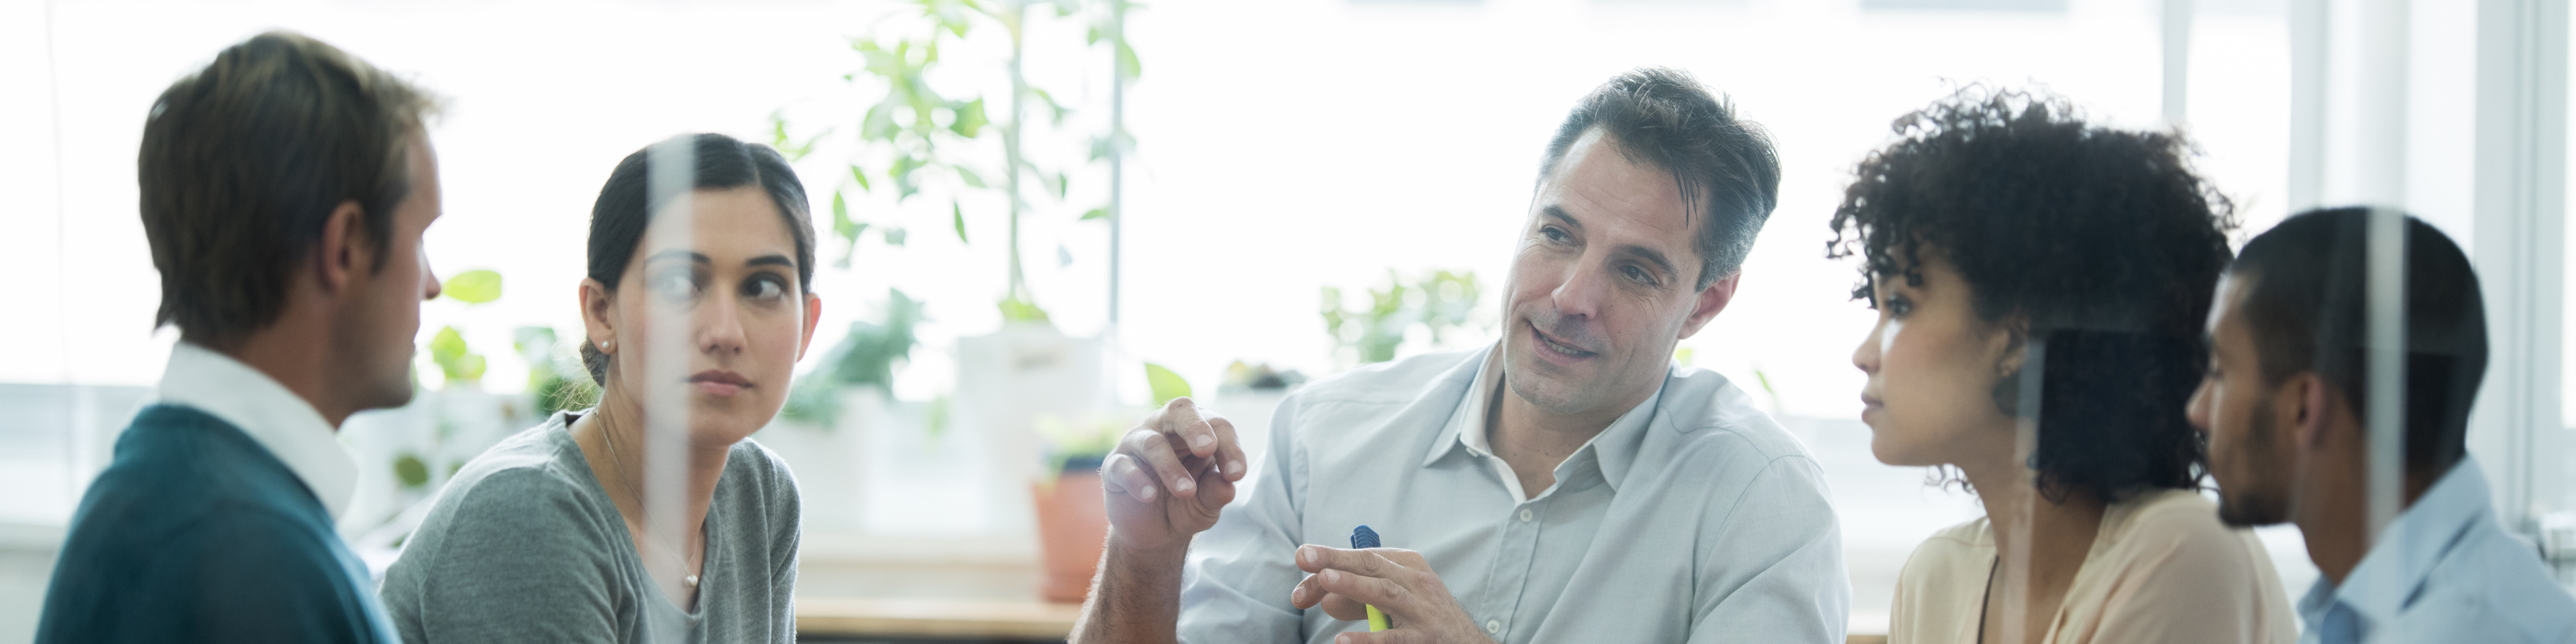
[1097,398,1486,644]
[1289,527,1489,644]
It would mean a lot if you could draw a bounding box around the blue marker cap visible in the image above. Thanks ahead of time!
[1350,525,1380,549]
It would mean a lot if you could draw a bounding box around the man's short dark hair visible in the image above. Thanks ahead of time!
[1539,67,1780,290]
[140,31,439,350]
[2230,207,2488,478]
[1826,86,2238,504]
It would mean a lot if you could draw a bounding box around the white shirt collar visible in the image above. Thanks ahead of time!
[1431,342,1665,498]
[156,341,360,519]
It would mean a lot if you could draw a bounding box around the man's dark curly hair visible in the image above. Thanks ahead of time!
[1826,87,2237,503]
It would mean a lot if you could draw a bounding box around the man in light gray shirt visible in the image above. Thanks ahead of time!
[1069,68,1848,644]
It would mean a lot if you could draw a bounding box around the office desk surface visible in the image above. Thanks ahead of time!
[792,559,1889,643]
[797,597,1079,640]
[795,598,1887,644]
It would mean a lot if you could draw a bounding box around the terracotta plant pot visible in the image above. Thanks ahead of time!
[1031,468,1110,604]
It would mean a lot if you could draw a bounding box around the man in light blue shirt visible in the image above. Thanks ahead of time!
[1068,68,1847,644]
[2188,208,2576,644]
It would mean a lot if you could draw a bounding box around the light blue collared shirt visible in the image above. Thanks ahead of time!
[2296,458,2576,644]
[1176,344,1849,643]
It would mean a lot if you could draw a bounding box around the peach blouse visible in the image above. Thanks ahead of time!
[1888,489,2298,644]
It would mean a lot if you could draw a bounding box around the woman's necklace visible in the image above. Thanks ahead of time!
[596,408,700,590]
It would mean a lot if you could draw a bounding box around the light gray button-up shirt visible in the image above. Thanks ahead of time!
[2295,458,2576,644]
[1177,344,1849,643]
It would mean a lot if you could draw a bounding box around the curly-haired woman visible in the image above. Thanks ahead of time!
[1835,89,2296,644]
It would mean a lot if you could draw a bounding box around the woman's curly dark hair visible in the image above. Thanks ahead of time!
[1826,87,2237,504]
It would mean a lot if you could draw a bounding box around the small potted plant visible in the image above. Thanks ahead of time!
[1028,413,1120,603]
[1024,362,1188,603]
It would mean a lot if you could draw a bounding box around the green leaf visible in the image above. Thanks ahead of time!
[768,111,798,156]
[830,193,864,266]
[883,227,908,246]
[892,156,923,200]
[951,98,988,138]
[849,165,871,192]
[998,295,1051,323]
[1030,87,1071,125]
[393,453,430,488]
[1080,207,1109,221]
[832,192,861,239]
[428,325,487,385]
[951,202,969,243]
[767,111,828,162]
[1116,40,1142,79]
[955,166,987,189]
[443,270,502,305]
[905,81,941,129]
[1144,362,1191,407]
[1055,171,1071,199]
[430,326,468,366]
[861,101,898,142]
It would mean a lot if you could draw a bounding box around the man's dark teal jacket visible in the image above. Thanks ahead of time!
[36,404,397,643]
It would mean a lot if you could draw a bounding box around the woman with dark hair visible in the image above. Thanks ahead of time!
[380,133,819,643]
[1835,89,2294,644]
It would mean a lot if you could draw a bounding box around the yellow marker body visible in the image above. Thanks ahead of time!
[1365,604,1389,631]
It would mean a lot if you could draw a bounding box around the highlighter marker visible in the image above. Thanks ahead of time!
[1349,525,1391,632]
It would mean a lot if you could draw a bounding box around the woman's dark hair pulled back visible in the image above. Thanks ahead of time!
[579,133,815,386]
[1827,87,2237,503]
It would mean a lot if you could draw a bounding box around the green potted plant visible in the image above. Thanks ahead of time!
[1322,269,1485,366]
[775,0,1137,322]
[1025,362,1187,603]
[772,0,1144,576]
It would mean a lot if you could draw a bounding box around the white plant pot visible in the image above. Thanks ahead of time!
[858,396,987,535]
[953,323,1113,535]
[1212,386,1291,486]
[749,387,879,533]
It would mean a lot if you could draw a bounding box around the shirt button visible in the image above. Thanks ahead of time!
[1485,619,1503,634]
[1517,508,1534,523]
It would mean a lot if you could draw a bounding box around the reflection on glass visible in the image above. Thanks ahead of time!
[377,134,820,643]
[2198,209,2576,644]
